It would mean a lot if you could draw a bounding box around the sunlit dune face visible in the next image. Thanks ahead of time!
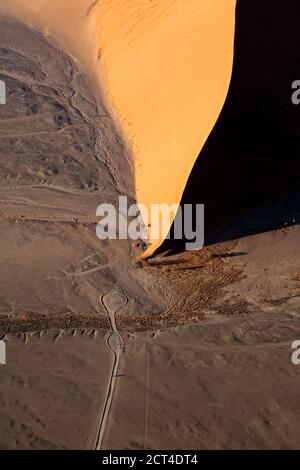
[95,0,237,256]
[0,0,236,256]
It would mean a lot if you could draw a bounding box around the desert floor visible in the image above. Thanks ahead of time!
[1,225,300,450]
[0,9,300,450]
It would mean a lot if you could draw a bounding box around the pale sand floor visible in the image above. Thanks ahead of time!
[0,331,112,450]
[1,227,300,450]
[0,1,101,87]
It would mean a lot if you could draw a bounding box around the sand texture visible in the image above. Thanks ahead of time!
[0,0,300,452]
[0,15,165,331]
[0,0,237,255]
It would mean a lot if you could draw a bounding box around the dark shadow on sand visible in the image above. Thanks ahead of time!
[157,0,300,255]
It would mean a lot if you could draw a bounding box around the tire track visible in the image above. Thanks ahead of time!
[92,292,128,450]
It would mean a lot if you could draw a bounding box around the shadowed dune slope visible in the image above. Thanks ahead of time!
[159,0,300,255]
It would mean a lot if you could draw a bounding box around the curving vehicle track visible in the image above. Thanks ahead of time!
[92,292,128,450]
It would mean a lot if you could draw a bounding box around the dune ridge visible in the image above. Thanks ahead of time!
[0,0,237,256]
[96,0,237,255]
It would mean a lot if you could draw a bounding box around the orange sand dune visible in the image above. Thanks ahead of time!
[0,0,236,256]
[96,0,236,256]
